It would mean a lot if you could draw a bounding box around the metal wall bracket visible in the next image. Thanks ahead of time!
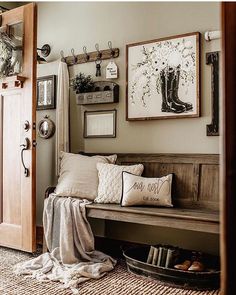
[206,52,220,136]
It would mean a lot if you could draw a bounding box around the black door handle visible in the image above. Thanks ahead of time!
[20,138,30,177]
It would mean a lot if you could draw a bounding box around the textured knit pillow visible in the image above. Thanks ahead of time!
[121,172,173,207]
[94,163,144,204]
[55,152,117,200]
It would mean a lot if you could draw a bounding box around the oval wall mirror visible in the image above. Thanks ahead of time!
[38,115,55,139]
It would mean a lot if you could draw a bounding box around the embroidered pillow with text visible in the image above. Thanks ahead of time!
[121,172,173,207]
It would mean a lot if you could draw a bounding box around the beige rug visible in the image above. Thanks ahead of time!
[0,246,220,295]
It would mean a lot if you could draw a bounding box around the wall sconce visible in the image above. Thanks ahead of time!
[37,44,51,63]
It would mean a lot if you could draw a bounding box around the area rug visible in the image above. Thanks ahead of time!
[0,246,220,295]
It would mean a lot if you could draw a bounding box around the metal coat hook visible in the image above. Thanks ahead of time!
[60,50,66,62]
[71,48,77,64]
[108,41,115,57]
[83,46,90,62]
[95,43,102,59]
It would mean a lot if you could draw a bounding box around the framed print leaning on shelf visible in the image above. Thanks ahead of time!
[126,32,200,120]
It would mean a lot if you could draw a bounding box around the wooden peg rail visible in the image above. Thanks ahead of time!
[63,48,119,67]
[0,75,26,90]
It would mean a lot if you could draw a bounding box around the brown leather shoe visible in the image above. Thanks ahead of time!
[174,260,191,271]
[188,261,205,272]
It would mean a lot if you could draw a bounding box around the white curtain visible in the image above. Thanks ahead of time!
[56,61,70,176]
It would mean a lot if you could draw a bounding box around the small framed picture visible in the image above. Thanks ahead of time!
[84,110,117,138]
[37,75,56,110]
[126,32,200,120]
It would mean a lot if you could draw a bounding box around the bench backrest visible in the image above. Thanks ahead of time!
[116,153,219,211]
[82,153,219,211]
[83,153,219,212]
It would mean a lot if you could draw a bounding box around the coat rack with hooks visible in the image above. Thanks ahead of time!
[60,41,119,66]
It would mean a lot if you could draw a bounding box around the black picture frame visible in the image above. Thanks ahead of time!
[36,75,56,110]
[84,109,117,138]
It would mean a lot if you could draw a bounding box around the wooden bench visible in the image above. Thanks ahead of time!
[46,153,220,234]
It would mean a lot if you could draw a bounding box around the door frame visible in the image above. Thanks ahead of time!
[221,3,236,295]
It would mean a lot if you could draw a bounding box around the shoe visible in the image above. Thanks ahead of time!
[188,261,205,272]
[174,260,191,271]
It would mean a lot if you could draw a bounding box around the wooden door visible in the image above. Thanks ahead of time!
[0,3,37,252]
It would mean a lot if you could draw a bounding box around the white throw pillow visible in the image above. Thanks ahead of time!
[121,172,173,207]
[95,163,144,204]
[55,152,117,200]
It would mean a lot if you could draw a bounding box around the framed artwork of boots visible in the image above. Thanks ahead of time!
[126,32,200,120]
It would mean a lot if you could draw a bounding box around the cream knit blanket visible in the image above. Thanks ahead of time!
[14,194,116,294]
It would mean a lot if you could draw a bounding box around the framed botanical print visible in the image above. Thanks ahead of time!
[37,75,56,110]
[126,32,200,120]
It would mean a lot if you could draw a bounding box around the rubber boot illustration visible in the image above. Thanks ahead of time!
[172,67,193,111]
[160,68,186,113]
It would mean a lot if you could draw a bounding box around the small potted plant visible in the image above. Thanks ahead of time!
[71,72,94,94]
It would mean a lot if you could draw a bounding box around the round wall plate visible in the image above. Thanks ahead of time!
[38,116,55,139]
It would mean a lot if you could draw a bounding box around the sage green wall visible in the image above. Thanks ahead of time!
[36,62,58,225]
[37,2,220,254]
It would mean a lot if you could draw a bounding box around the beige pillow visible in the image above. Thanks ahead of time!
[94,163,144,204]
[121,172,173,207]
[55,152,117,200]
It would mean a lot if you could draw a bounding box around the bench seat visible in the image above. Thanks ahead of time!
[86,203,219,234]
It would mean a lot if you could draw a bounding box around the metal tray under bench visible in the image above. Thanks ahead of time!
[123,246,220,290]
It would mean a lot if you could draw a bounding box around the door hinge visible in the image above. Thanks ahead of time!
[32,140,37,147]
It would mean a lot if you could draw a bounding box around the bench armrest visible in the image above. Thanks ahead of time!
[45,186,56,198]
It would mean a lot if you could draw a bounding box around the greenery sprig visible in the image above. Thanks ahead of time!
[71,72,94,94]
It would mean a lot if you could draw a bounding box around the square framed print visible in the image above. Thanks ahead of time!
[84,110,117,138]
[126,32,200,120]
[37,75,56,110]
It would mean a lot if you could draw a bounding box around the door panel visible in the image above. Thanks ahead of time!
[0,3,37,252]
[3,93,22,226]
